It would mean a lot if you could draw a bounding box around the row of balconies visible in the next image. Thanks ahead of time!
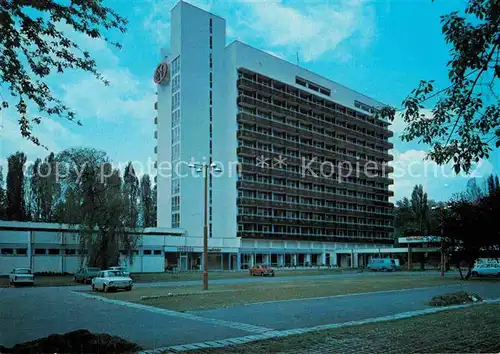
[236,196,392,213]
[236,143,395,174]
[239,161,393,185]
[236,230,394,243]
[237,214,393,229]
[236,75,391,133]
[238,176,392,197]
[237,111,393,158]
[236,96,393,149]
[237,179,393,202]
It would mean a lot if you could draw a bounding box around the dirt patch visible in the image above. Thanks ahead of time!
[428,291,482,307]
[0,329,141,353]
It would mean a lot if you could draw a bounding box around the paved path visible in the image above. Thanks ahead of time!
[193,282,500,331]
[1,273,498,350]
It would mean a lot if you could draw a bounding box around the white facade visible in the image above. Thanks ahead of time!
[0,221,184,275]
[154,2,393,262]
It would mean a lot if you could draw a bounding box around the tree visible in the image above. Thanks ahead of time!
[6,152,27,221]
[140,174,154,227]
[444,192,500,280]
[411,184,429,235]
[56,148,138,269]
[0,1,127,145]
[39,153,59,222]
[28,158,42,221]
[486,173,500,195]
[380,0,500,174]
[0,166,6,220]
[122,162,139,228]
[152,182,157,227]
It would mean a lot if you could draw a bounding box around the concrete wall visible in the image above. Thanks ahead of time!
[0,222,185,275]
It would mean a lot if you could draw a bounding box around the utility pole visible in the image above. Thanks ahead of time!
[440,206,445,276]
[188,162,221,291]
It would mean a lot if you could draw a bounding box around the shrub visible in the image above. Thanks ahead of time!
[0,329,141,353]
[428,291,482,307]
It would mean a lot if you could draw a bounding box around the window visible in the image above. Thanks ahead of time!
[172,75,180,91]
[16,248,27,255]
[172,109,180,126]
[1,248,13,255]
[172,56,180,75]
[64,249,76,255]
[143,250,152,255]
[295,76,331,96]
[172,126,180,143]
[172,92,180,109]
[34,248,46,255]
[48,248,60,255]
[154,250,162,255]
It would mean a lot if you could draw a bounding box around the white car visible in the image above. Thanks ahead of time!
[9,268,34,286]
[108,266,130,276]
[91,270,133,292]
[471,263,500,277]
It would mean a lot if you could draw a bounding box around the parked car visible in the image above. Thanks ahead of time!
[108,266,130,276]
[471,263,500,277]
[9,268,34,286]
[73,267,101,283]
[250,264,275,277]
[367,258,399,272]
[91,270,133,292]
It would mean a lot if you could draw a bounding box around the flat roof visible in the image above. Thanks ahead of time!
[0,221,185,236]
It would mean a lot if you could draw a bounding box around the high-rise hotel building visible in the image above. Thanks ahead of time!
[154,1,394,269]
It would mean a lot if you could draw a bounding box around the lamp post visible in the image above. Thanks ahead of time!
[432,205,448,276]
[188,162,221,290]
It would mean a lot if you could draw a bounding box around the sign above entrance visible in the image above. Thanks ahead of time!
[208,248,221,253]
[398,236,441,244]
[177,246,194,252]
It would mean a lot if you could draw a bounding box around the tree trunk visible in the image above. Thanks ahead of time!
[465,260,474,280]
[457,261,465,280]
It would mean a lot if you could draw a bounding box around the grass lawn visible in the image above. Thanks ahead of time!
[130,268,345,283]
[0,268,346,288]
[178,303,500,353]
[91,274,471,312]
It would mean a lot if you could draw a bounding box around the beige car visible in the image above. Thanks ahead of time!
[91,270,133,292]
[9,268,34,286]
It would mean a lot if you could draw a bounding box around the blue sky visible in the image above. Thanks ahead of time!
[1,0,498,202]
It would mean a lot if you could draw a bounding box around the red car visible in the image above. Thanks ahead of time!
[249,264,275,277]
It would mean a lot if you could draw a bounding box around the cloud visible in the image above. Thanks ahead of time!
[1,110,83,165]
[143,0,375,62]
[389,149,494,201]
[230,0,376,62]
[60,68,155,123]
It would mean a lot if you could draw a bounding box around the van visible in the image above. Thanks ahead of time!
[367,258,399,272]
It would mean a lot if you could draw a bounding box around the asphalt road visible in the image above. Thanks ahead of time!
[194,282,500,331]
[1,272,499,350]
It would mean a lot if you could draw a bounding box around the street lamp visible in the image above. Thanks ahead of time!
[432,205,449,276]
[188,162,221,290]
